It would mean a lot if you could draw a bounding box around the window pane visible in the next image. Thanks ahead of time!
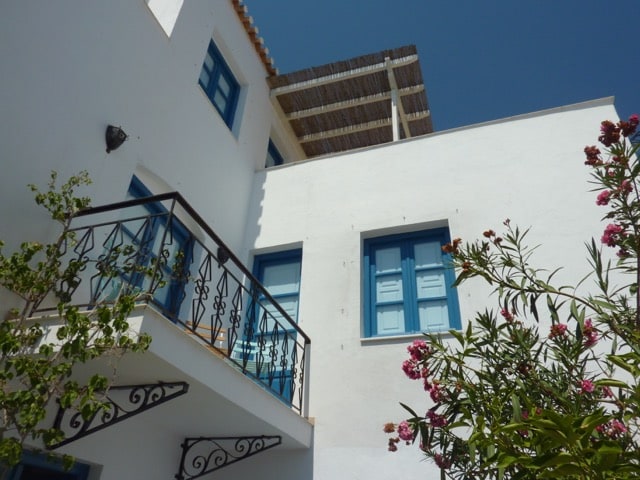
[198,69,210,87]
[414,241,443,268]
[218,74,231,96]
[418,300,448,331]
[266,140,284,167]
[376,274,403,302]
[376,304,405,334]
[415,270,445,299]
[203,53,214,71]
[261,262,301,296]
[375,247,401,273]
[213,91,228,113]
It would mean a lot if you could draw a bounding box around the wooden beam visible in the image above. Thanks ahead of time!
[270,54,418,97]
[285,85,425,120]
[299,119,392,143]
[386,57,411,139]
[297,110,431,144]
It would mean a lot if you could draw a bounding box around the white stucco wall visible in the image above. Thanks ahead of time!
[0,3,308,479]
[0,1,284,257]
[245,98,619,479]
[0,2,626,479]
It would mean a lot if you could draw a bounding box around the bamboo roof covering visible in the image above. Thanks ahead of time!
[268,46,433,158]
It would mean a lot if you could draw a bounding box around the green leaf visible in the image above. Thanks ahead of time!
[399,402,419,418]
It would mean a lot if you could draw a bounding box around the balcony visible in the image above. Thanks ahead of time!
[40,192,311,420]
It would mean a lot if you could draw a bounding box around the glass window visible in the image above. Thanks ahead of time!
[363,228,461,337]
[265,139,284,168]
[198,40,240,128]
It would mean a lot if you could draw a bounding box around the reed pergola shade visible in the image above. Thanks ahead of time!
[268,46,433,158]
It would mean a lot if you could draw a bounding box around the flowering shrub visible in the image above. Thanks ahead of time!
[386,116,640,479]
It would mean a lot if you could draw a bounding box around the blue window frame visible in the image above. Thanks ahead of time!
[363,228,461,337]
[3,451,90,480]
[265,139,284,168]
[198,40,240,128]
[126,176,193,317]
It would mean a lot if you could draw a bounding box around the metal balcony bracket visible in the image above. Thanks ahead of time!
[49,381,189,449]
[175,436,282,480]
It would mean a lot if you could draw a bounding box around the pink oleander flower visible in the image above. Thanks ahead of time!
[402,359,421,380]
[599,120,621,147]
[583,319,599,347]
[596,190,611,206]
[601,386,614,398]
[584,145,603,166]
[597,419,627,439]
[429,382,446,403]
[433,453,452,470]
[426,409,447,428]
[619,114,639,137]
[423,377,432,392]
[579,379,595,394]
[548,323,568,339]
[617,248,630,258]
[619,179,633,195]
[397,421,414,441]
[407,339,431,361]
[601,223,624,248]
[500,308,514,322]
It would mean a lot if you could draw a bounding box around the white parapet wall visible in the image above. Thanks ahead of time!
[245,98,619,479]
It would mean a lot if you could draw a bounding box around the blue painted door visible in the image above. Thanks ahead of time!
[252,249,302,403]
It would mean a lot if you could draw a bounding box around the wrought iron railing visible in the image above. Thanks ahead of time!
[42,192,311,415]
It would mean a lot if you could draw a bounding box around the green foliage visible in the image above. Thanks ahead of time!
[0,171,151,467]
[387,118,640,479]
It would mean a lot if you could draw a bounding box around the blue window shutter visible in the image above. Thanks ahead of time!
[373,245,405,335]
[253,249,302,323]
[363,228,461,337]
[252,249,302,404]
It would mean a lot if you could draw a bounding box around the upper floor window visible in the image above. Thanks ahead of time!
[363,228,461,337]
[198,40,240,128]
[265,139,284,168]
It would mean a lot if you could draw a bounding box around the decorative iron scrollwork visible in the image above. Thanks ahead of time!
[49,381,189,449]
[176,436,282,480]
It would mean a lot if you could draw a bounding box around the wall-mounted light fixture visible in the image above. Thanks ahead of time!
[105,125,128,153]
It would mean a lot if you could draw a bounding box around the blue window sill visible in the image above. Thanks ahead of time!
[360,329,462,345]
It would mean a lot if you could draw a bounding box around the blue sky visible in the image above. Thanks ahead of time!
[248,1,640,132]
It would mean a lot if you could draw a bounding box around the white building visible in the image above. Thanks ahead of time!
[0,1,616,479]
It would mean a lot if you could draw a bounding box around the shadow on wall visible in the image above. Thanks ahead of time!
[217,438,315,480]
